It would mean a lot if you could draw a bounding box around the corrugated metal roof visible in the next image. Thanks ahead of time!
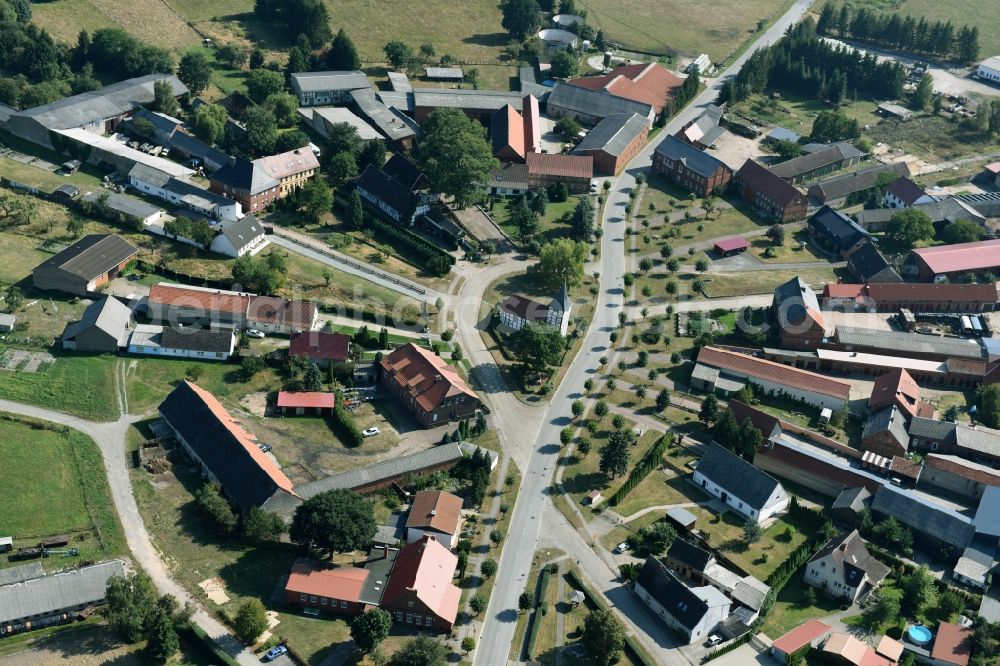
[871,485,974,547]
[291,71,369,93]
[912,239,1000,276]
[296,444,466,498]
[35,234,139,281]
[835,326,986,360]
[546,82,653,121]
[573,113,647,157]
[0,560,125,624]
[413,88,523,111]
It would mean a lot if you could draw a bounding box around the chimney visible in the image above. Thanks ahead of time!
[430,509,437,517]
[382,545,388,558]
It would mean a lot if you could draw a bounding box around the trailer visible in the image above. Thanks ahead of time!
[9,547,43,561]
[41,535,69,548]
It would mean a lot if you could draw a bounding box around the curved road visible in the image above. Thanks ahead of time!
[473,1,817,663]
[0,399,260,666]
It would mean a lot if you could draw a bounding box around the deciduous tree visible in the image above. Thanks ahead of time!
[582,609,626,666]
[417,108,497,207]
[177,51,211,96]
[233,599,268,644]
[351,608,392,654]
[289,489,377,557]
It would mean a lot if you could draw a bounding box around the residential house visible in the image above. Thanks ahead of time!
[772,276,826,350]
[771,619,832,663]
[952,537,998,591]
[380,535,461,631]
[525,152,593,193]
[908,417,1000,467]
[380,343,478,427]
[289,331,350,367]
[932,622,973,666]
[490,104,525,162]
[733,159,808,222]
[921,454,1000,500]
[566,63,682,115]
[651,135,732,197]
[209,215,266,258]
[663,538,715,582]
[807,206,870,258]
[253,148,320,199]
[868,368,927,418]
[884,176,933,208]
[804,530,890,602]
[855,197,986,233]
[32,234,139,296]
[907,239,1000,282]
[0,560,126,627]
[405,490,463,549]
[290,71,371,106]
[692,346,851,410]
[487,162,529,197]
[821,632,892,666]
[276,392,335,416]
[283,558,370,616]
[675,105,725,150]
[572,112,648,176]
[146,283,251,329]
[769,142,865,184]
[871,484,975,549]
[544,81,654,127]
[692,443,790,523]
[127,325,236,361]
[861,406,911,458]
[634,557,731,645]
[209,157,280,214]
[61,296,132,353]
[846,242,902,283]
[158,381,297,513]
[806,162,910,205]
[498,284,572,336]
[247,296,318,334]
[356,163,430,225]
[128,164,242,223]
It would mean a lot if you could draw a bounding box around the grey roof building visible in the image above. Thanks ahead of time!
[635,557,731,643]
[350,88,419,145]
[210,215,265,258]
[855,198,986,233]
[678,105,725,148]
[769,142,864,183]
[871,485,975,548]
[835,326,986,361]
[953,537,997,590]
[424,67,464,80]
[847,242,902,283]
[693,443,789,522]
[653,135,728,178]
[487,162,530,195]
[807,205,870,256]
[387,72,412,93]
[574,112,647,156]
[7,74,187,148]
[33,234,140,296]
[807,162,910,204]
[81,191,164,225]
[0,563,44,587]
[974,486,1000,538]
[291,71,370,106]
[209,157,280,197]
[0,560,125,625]
[831,487,872,526]
[62,296,133,353]
[545,82,654,126]
[862,405,911,456]
[413,88,524,115]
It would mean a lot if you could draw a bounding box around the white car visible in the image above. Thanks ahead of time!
[705,634,723,647]
[613,542,628,554]
[245,328,265,339]
[362,427,380,438]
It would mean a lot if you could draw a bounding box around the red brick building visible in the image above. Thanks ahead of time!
[284,558,370,616]
[380,343,478,427]
[567,62,682,115]
[733,159,808,222]
[652,136,731,197]
[821,282,999,313]
[526,152,593,193]
[380,535,461,631]
[572,112,648,176]
[289,331,350,368]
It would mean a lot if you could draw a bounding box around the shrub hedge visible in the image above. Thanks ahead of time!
[608,433,674,506]
[333,391,364,446]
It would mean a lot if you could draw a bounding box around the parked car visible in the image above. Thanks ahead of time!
[362,427,380,437]
[613,542,628,554]
[258,444,272,453]
[263,644,288,661]
[705,635,723,648]
[246,328,265,339]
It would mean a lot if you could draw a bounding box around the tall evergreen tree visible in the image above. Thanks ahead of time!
[327,28,361,70]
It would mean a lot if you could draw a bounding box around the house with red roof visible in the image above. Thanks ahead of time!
[525,152,593,193]
[406,490,463,548]
[821,632,893,666]
[908,239,1000,282]
[284,558,370,615]
[490,104,525,162]
[380,535,461,631]
[289,330,351,368]
[985,161,1000,187]
[380,343,478,427]
[868,368,933,419]
[713,237,749,257]
[770,619,832,662]
[277,391,335,415]
[821,283,998,314]
[567,62,682,115]
[247,295,318,334]
[932,622,973,666]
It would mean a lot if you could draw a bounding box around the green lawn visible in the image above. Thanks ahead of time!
[0,414,126,569]
[760,576,842,639]
[696,267,843,298]
[730,93,880,136]
[866,115,1000,162]
[749,231,828,263]
[32,0,203,50]
[582,0,794,62]
[692,508,815,581]
[493,195,585,245]
[0,354,119,421]
[612,469,708,519]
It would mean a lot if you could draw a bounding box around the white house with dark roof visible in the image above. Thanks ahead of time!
[635,556,731,645]
[128,164,242,222]
[498,284,572,336]
[210,215,266,257]
[804,530,890,602]
[128,325,236,360]
[693,443,789,523]
[884,176,933,208]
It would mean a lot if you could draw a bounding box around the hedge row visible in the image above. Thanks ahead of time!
[525,605,545,659]
[183,625,240,666]
[566,570,656,666]
[608,434,674,506]
[537,565,554,606]
[364,212,456,267]
[702,631,753,664]
[333,392,364,446]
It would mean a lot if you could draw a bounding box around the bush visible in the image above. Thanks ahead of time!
[332,392,363,446]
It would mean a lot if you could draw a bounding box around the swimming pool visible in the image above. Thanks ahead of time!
[908,625,933,646]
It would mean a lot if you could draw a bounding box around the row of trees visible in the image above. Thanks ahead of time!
[106,572,193,662]
[720,19,907,105]
[816,3,980,63]
[252,0,332,48]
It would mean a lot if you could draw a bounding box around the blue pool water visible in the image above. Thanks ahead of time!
[908,625,933,645]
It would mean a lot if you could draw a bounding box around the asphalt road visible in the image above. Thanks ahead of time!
[474,1,818,663]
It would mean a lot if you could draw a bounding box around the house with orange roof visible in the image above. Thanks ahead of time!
[868,368,931,418]
[932,622,972,666]
[277,391,335,416]
[821,632,893,665]
[380,343,478,427]
[490,104,525,162]
[147,283,251,329]
[159,380,297,513]
[406,490,463,548]
[284,558,371,615]
[770,619,831,662]
[380,535,461,631]
[772,276,827,350]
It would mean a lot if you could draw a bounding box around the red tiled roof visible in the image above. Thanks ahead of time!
[986,162,1000,175]
[735,159,806,208]
[869,368,922,417]
[912,239,1000,275]
[406,490,463,535]
[772,619,831,655]
[823,283,866,299]
[183,381,294,495]
[889,456,921,480]
[697,346,851,400]
[569,63,683,113]
[876,636,904,662]
[380,343,477,413]
[381,535,460,625]
[932,622,972,666]
[526,152,593,179]
[493,104,525,157]
[714,238,749,253]
[823,633,873,665]
[149,283,250,316]
[926,454,1000,487]
[277,391,335,409]
[285,558,368,602]
[248,295,317,330]
[254,148,320,181]
[523,94,541,153]
[290,331,350,362]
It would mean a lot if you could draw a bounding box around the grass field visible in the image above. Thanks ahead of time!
[0,354,119,421]
[696,267,843,298]
[493,196,584,245]
[866,115,1000,162]
[760,576,842,638]
[32,0,202,50]
[0,414,125,568]
[580,0,794,61]
[730,93,881,135]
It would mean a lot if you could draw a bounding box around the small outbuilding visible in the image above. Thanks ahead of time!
[276,391,335,416]
[424,67,464,81]
[0,537,12,553]
[713,237,749,257]
[0,313,15,332]
[585,490,603,506]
